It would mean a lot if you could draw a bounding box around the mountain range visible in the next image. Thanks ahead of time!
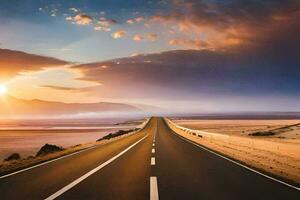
[0,96,145,119]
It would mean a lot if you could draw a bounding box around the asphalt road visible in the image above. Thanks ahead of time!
[0,117,299,200]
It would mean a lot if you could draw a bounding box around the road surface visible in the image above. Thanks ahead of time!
[0,117,299,200]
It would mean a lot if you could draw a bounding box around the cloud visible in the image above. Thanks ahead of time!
[65,16,72,21]
[39,85,103,96]
[73,14,93,25]
[49,48,73,53]
[147,33,158,41]
[169,38,210,50]
[98,18,117,27]
[112,30,126,39]
[127,17,144,24]
[72,45,300,104]
[40,85,80,91]
[132,33,158,42]
[0,48,69,81]
[66,12,117,30]
[127,19,135,24]
[150,0,300,51]
[50,9,58,17]
[69,8,79,13]
[135,17,144,23]
[94,26,111,32]
[94,18,117,32]
[133,34,144,41]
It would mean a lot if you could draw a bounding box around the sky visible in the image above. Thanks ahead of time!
[0,0,300,113]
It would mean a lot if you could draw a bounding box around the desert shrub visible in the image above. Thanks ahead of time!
[4,153,21,161]
[27,155,35,159]
[249,131,275,136]
[277,136,286,139]
[97,128,140,141]
[36,144,64,157]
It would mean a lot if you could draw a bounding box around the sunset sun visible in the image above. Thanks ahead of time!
[0,85,7,95]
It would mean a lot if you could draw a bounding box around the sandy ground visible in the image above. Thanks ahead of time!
[0,124,138,161]
[0,130,137,176]
[0,118,149,176]
[167,119,300,185]
[174,119,300,137]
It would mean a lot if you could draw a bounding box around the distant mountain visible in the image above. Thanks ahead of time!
[0,96,144,118]
[131,103,163,113]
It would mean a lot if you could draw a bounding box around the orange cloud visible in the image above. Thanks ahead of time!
[126,19,135,24]
[133,34,144,41]
[147,33,158,41]
[127,17,144,24]
[112,30,126,39]
[169,38,211,50]
[94,18,117,32]
[97,18,117,27]
[0,49,69,81]
[40,85,81,91]
[150,0,300,51]
[94,26,111,32]
[131,33,158,42]
[73,14,93,25]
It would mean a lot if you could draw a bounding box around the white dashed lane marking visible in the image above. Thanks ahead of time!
[151,157,156,165]
[150,177,159,200]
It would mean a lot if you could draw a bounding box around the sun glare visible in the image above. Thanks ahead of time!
[0,85,7,95]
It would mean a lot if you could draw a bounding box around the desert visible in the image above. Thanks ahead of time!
[168,118,300,185]
[0,118,141,162]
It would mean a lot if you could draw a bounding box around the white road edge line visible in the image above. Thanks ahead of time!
[172,131,300,191]
[150,176,159,200]
[44,135,148,200]
[151,157,156,165]
[152,149,155,154]
[152,143,155,147]
[0,145,98,179]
